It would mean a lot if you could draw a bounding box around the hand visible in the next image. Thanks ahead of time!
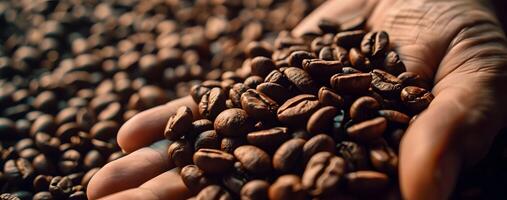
[87,0,507,199]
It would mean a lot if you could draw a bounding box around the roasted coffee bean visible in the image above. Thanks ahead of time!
[33,191,53,200]
[348,48,371,71]
[4,158,35,183]
[244,76,263,89]
[273,138,306,173]
[190,119,214,139]
[90,120,119,141]
[56,122,81,143]
[378,110,410,125]
[81,168,99,188]
[33,91,57,112]
[234,145,271,175]
[55,107,79,125]
[196,185,232,200]
[310,35,333,55]
[330,73,372,95]
[302,59,342,82]
[368,139,398,175]
[372,31,390,57]
[256,82,292,105]
[288,51,316,68]
[58,150,81,175]
[222,162,252,194]
[220,138,245,153]
[30,115,56,137]
[278,95,320,127]
[336,141,370,171]
[269,175,306,200]
[347,117,387,142]
[83,150,105,169]
[383,51,406,76]
[398,72,430,89]
[240,89,279,121]
[246,127,289,151]
[33,175,53,192]
[283,67,319,94]
[214,109,254,138]
[302,152,346,196]
[333,30,366,49]
[191,83,219,103]
[199,87,227,120]
[302,134,336,163]
[250,57,276,78]
[317,87,344,108]
[345,171,389,195]
[181,165,211,193]
[33,154,57,175]
[164,106,194,140]
[49,176,73,199]
[349,96,380,122]
[194,130,221,150]
[318,46,335,60]
[400,86,434,113]
[0,194,20,200]
[241,180,270,200]
[68,191,86,200]
[97,102,122,121]
[168,140,193,168]
[370,69,403,98]
[264,70,291,87]
[229,83,249,108]
[193,149,234,174]
[245,41,273,58]
[307,106,339,134]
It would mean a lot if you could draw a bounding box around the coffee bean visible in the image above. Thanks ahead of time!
[245,41,273,58]
[222,162,252,194]
[287,51,316,68]
[398,72,430,89]
[194,130,220,150]
[347,117,387,142]
[49,176,73,199]
[244,76,263,89]
[269,175,306,200]
[348,48,371,71]
[345,171,389,195]
[83,150,105,170]
[199,87,227,120]
[336,141,370,171]
[333,30,366,49]
[349,96,380,122]
[307,106,339,134]
[330,73,372,95]
[190,83,219,103]
[277,94,320,127]
[56,122,81,143]
[58,149,81,175]
[317,87,344,108]
[168,140,193,168]
[318,46,335,60]
[193,149,234,174]
[302,152,346,197]
[283,67,319,94]
[214,108,254,138]
[181,165,211,193]
[98,102,122,121]
[264,70,291,87]
[302,134,335,163]
[400,86,434,113]
[256,83,292,105]
[241,180,270,200]
[378,110,410,125]
[33,91,57,112]
[246,127,289,151]
[90,120,119,141]
[33,191,53,200]
[4,158,35,183]
[0,194,20,200]
[302,59,342,82]
[234,145,271,175]
[250,57,276,78]
[164,106,194,140]
[383,51,406,76]
[229,83,249,108]
[30,115,56,137]
[368,139,398,175]
[273,138,306,173]
[33,154,57,175]
[220,137,245,153]
[370,69,403,99]
[190,119,214,139]
[196,185,232,200]
[240,89,279,121]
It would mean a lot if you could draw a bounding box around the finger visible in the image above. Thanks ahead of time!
[87,140,173,200]
[118,96,198,153]
[98,169,191,200]
[291,0,380,37]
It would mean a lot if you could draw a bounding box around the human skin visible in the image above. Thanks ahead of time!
[87,0,507,199]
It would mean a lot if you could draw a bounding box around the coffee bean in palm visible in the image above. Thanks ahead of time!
[241,180,270,200]
[277,94,320,127]
[307,106,339,134]
[164,106,194,140]
[181,165,211,193]
[196,185,232,200]
[233,145,271,175]
[349,96,380,122]
[348,48,372,71]
[168,140,193,168]
[269,175,306,200]
[194,130,220,150]
[368,139,398,175]
[273,138,306,173]
[378,110,410,125]
[190,119,214,139]
[383,51,406,76]
[193,149,234,174]
[302,152,346,197]
[250,57,276,78]
[347,117,387,142]
[256,82,292,104]
[371,69,403,99]
[282,67,319,94]
[214,108,254,138]
[398,72,430,89]
[330,73,372,95]
[345,171,389,195]
[90,121,119,141]
[302,134,336,163]
[240,89,279,121]
[400,86,434,113]
[246,127,289,151]
[199,87,227,120]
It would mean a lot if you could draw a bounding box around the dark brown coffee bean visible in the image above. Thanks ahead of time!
[190,119,214,139]
[345,171,389,195]
[277,95,320,127]
[190,83,219,103]
[371,69,403,98]
[307,106,339,135]
[330,73,372,95]
[368,139,398,175]
[97,102,122,121]
[256,82,292,105]
[0,194,20,200]
[30,115,56,137]
[33,154,57,175]
[33,91,57,112]
[318,46,335,60]
[302,134,336,163]
[265,70,291,87]
[398,72,430,89]
[34,132,60,156]
[193,149,234,174]
[400,86,434,113]
[302,59,342,82]
[229,83,249,108]
[302,152,346,196]
[196,185,232,200]
[273,138,306,173]
[33,174,52,192]
[83,150,105,170]
[90,120,119,141]
[283,67,319,94]
[350,96,380,122]
[332,46,350,66]
[220,138,245,153]
[168,140,193,168]
[333,30,366,49]
[58,150,81,175]
[250,57,276,78]
[269,175,306,200]
[76,108,94,131]
[348,48,371,71]
[214,108,254,138]
[372,31,389,57]
[234,145,271,175]
[164,106,194,140]
[336,141,370,171]
[240,89,279,121]
[181,165,211,193]
[0,118,17,139]
[317,87,344,108]
[194,130,220,150]
[55,107,79,125]
[347,117,387,142]
[378,110,410,125]
[49,176,72,199]
[222,162,252,194]
[33,191,53,200]
[246,127,289,151]
[199,87,227,120]
[241,180,270,200]
[4,158,35,183]
[383,51,406,76]
[243,76,263,89]
[245,41,273,58]
[56,122,81,143]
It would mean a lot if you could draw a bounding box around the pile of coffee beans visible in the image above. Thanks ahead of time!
[164,21,435,199]
[0,0,326,199]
